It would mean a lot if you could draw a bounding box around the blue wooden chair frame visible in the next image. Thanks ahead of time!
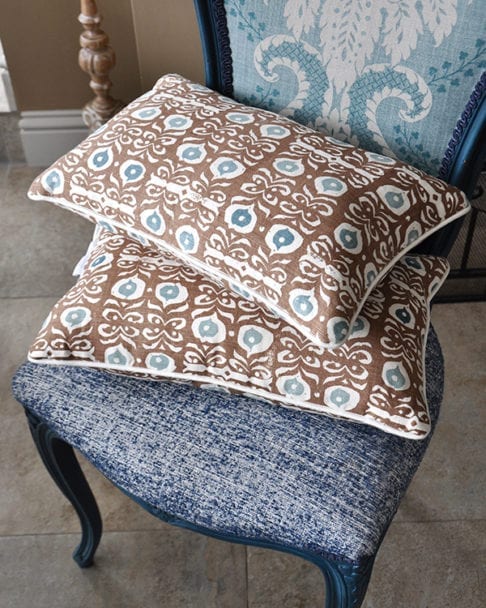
[24,409,375,607]
[13,1,486,607]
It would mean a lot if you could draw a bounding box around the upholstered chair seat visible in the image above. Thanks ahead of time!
[13,328,443,604]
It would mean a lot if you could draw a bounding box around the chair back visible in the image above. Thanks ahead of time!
[194,0,485,200]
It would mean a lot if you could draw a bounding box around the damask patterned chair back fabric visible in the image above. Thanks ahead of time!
[224,0,485,177]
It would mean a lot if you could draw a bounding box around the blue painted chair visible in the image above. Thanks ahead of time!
[12,1,486,606]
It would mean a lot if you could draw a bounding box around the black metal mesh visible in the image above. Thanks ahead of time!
[437,172,486,302]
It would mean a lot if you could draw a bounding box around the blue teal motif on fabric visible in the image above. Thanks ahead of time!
[133,107,161,120]
[165,115,192,130]
[90,254,108,268]
[104,345,133,367]
[225,0,485,175]
[112,278,145,300]
[192,314,227,343]
[328,318,350,345]
[120,161,145,184]
[60,307,91,330]
[315,176,347,195]
[266,225,303,253]
[390,304,415,328]
[211,157,246,178]
[325,386,360,411]
[177,143,207,164]
[176,226,199,252]
[382,362,410,391]
[41,169,64,194]
[146,353,174,371]
[87,147,114,172]
[140,209,166,236]
[290,291,317,319]
[158,284,180,301]
[238,325,273,354]
[156,282,188,306]
[231,207,253,228]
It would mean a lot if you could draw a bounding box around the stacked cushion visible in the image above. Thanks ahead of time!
[29,74,468,349]
[29,230,448,438]
[26,74,466,438]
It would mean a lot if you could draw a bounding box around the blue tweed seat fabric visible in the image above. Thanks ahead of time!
[12,328,443,563]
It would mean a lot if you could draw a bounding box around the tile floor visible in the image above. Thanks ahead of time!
[0,114,25,164]
[1,163,485,607]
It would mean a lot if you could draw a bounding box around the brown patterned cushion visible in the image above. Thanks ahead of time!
[28,74,467,348]
[29,231,449,439]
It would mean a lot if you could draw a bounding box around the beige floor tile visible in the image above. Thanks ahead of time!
[0,139,7,163]
[0,164,93,298]
[1,399,168,537]
[0,528,247,608]
[247,547,325,607]
[396,302,486,523]
[363,520,486,608]
[0,162,9,186]
[1,298,165,536]
[247,521,486,608]
[2,297,55,404]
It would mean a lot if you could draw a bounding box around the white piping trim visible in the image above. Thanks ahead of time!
[28,353,433,440]
[28,189,469,350]
[28,259,450,443]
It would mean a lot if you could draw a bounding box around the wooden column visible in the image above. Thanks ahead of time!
[78,0,124,130]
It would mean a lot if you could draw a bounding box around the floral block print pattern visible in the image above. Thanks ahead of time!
[29,231,450,439]
[226,0,485,175]
[29,75,467,349]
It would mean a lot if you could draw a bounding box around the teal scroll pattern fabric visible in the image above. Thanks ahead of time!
[225,0,485,175]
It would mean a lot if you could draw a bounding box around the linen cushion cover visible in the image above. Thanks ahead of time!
[13,327,444,561]
[29,231,449,439]
[28,73,468,349]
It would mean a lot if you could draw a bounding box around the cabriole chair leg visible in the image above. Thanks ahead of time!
[319,556,374,608]
[25,411,102,568]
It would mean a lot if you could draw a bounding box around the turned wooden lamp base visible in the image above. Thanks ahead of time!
[82,98,125,131]
[79,0,124,131]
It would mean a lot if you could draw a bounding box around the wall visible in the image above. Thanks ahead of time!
[130,0,204,92]
[0,0,204,112]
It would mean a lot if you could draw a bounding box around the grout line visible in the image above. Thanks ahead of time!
[245,545,250,608]
[1,519,485,548]
[0,527,175,540]
[1,517,485,541]
[391,518,486,525]
[0,295,66,300]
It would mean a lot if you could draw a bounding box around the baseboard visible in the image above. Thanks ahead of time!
[19,110,89,167]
